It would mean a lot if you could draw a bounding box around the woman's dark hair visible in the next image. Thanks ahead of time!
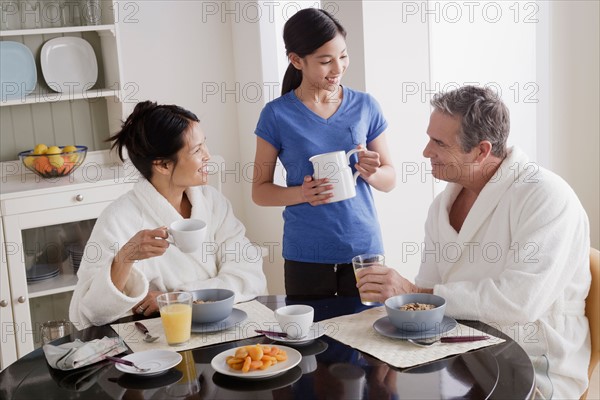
[281,8,346,95]
[108,101,200,180]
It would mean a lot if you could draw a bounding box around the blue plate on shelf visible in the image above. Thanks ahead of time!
[0,41,37,102]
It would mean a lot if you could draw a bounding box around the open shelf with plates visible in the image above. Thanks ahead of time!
[0,1,125,162]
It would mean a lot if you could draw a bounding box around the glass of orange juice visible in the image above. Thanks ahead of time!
[352,254,385,306]
[157,292,193,346]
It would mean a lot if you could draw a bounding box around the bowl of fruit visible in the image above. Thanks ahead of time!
[19,144,87,179]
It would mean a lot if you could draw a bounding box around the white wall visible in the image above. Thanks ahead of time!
[546,0,599,250]
[229,2,285,295]
[360,1,434,280]
[116,0,244,215]
[428,0,538,164]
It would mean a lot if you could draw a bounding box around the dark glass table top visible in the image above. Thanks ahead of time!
[0,295,535,399]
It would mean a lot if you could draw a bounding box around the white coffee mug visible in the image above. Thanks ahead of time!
[274,304,314,339]
[166,219,207,253]
[309,148,363,203]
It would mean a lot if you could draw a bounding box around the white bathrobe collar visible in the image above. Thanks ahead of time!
[441,146,526,244]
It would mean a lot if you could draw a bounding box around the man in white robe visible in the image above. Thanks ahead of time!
[356,86,591,399]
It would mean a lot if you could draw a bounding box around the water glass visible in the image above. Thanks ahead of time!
[41,320,73,344]
[79,0,100,25]
[157,292,192,346]
[352,254,385,306]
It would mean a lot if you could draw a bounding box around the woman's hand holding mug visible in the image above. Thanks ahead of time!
[118,228,170,263]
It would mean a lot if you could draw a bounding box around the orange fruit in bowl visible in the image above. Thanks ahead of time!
[61,162,74,175]
[34,156,52,174]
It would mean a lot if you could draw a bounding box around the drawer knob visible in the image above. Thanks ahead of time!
[75,194,84,202]
[18,296,26,303]
[0,300,7,307]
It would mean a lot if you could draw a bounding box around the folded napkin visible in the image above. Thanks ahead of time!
[43,336,127,371]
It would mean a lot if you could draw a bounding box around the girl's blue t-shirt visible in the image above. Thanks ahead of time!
[255,87,387,264]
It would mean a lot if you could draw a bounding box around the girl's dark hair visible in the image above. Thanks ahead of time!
[108,101,200,180]
[281,8,346,95]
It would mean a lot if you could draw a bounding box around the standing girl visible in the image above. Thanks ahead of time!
[252,8,395,296]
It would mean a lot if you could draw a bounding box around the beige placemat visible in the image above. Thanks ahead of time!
[321,306,505,369]
[111,300,277,353]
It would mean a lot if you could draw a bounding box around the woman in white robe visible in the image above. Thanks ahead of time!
[69,101,266,329]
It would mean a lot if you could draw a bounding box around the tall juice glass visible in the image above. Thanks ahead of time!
[157,292,192,346]
[352,254,385,306]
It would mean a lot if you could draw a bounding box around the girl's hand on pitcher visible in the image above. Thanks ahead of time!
[301,176,334,206]
[355,145,381,179]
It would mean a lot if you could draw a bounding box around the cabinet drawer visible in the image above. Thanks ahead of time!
[1,183,134,216]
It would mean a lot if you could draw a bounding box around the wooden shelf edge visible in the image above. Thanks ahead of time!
[0,24,115,37]
[1,89,121,107]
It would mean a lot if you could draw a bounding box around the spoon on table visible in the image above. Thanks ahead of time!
[135,322,159,343]
[255,330,308,340]
[105,356,151,372]
[408,335,489,347]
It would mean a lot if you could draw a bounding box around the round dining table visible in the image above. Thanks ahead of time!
[0,295,535,399]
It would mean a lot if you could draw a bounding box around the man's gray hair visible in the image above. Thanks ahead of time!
[431,86,509,158]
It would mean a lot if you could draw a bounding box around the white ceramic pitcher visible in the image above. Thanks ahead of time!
[309,148,362,203]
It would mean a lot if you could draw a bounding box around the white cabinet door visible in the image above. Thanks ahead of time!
[3,200,119,358]
[0,219,18,370]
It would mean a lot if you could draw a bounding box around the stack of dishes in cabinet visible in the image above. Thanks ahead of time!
[27,264,60,283]
[66,243,85,273]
